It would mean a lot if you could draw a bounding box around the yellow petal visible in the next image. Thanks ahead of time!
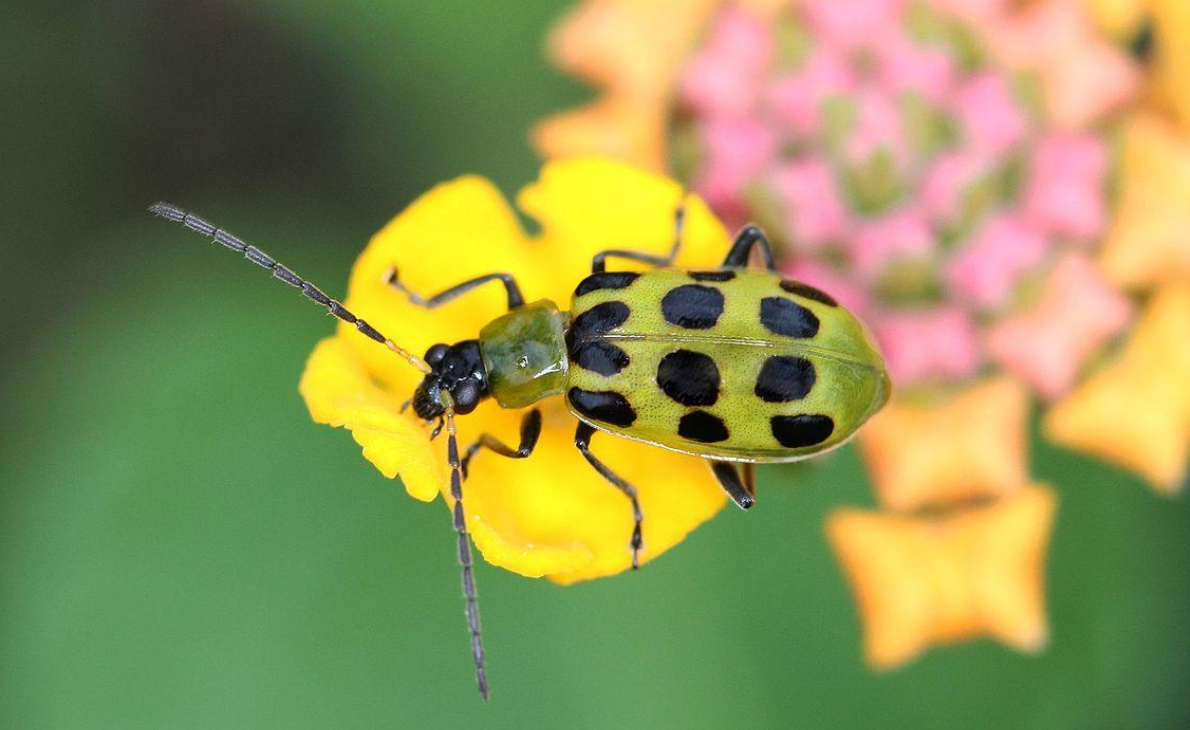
[827,487,1057,669]
[299,337,444,502]
[1045,282,1190,493]
[517,157,732,301]
[461,400,726,583]
[300,160,732,582]
[1100,112,1190,290]
[857,377,1030,512]
[339,175,538,395]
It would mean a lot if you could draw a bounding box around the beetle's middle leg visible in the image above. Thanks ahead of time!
[590,202,686,273]
[460,409,542,479]
[722,225,777,271]
[574,422,645,569]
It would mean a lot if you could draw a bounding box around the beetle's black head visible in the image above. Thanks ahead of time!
[412,340,490,419]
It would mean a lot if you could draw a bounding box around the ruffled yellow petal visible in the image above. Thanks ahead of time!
[1044,283,1190,493]
[533,0,722,170]
[339,175,539,394]
[517,157,732,294]
[1146,0,1190,131]
[1100,112,1190,290]
[857,377,1030,512]
[299,337,444,502]
[827,487,1057,669]
[462,403,726,584]
[300,159,731,583]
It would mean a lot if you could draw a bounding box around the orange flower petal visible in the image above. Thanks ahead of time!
[1044,282,1190,493]
[857,377,1030,511]
[533,0,722,170]
[532,99,667,172]
[827,486,1057,669]
[1084,0,1145,38]
[1147,0,1190,132]
[1100,112,1190,290]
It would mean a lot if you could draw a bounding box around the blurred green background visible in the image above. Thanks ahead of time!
[2,1,1188,728]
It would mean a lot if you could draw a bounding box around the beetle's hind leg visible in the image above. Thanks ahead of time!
[590,202,686,273]
[709,460,756,510]
[460,409,542,479]
[722,226,777,271]
[574,422,645,569]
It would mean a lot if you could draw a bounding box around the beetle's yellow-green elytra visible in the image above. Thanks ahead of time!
[564,268,890,462]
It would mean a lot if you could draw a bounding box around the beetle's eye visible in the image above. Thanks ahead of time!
[424,343,450,366]
[452,381,480,414]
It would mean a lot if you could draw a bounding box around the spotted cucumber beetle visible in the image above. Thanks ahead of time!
[149,201,890,699]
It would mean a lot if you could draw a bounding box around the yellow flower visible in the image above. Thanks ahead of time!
[827,487,1057,669]
[857,377,1030,512]
[1045,282,1190,493]
[299,159,738,584]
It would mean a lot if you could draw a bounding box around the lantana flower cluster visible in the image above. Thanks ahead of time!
[536,0,1190,667]
[677,0,1132,400]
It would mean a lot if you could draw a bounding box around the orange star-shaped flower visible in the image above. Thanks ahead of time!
[533,0,721,171]
[827,486,1057,669]
[1044,282,1190,494]
[1146,0,1190,132]
[857,377,1030,511]
[1100,112,1190,291]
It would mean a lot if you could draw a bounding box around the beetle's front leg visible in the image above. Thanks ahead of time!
[460,409,542,479]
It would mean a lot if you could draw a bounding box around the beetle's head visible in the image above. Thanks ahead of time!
[412,340,490,419]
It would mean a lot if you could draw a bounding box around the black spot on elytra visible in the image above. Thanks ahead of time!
[573,341,630,376]
[567,300,630,351]
[755,356,816,402]
[662,284,724,329]
[760,297,820,338]
[568,388,637,427]
[770,414,834,448]
[575,272,641,297]
[679,410,729,443]
[657,349,720,406]
[780,279,838,307]
[690,270,736,282]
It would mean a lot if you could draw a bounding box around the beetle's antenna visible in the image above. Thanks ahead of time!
[442,395,490,700]
[148,202,432,375]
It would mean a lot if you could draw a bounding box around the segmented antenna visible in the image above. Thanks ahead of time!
[148,202,432,375]
[442,396,490,700]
